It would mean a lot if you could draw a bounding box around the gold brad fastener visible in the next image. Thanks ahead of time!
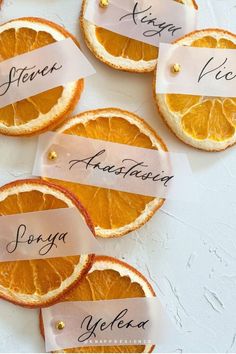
[171,63,181,74]
[99,0,109,8]
[56,321,65,331]
[48,151,58,161]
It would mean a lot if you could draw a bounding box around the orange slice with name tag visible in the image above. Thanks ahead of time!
[0,179,94,308]
[44,108,168,238]
[0,17,84,136]
[155,28,236,151]
[40,255,156,353]
[80,0,198,72]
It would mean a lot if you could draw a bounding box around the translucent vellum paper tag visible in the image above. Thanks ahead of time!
[42,297,177,351]
[33,132,197,202]
[0,38,95,108]
[156,43,236,97]
[0,207,101,262]
[84,0,197,47]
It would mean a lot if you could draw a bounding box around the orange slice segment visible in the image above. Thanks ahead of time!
[0,179,94,308]
[155,29,236,151]
[40,255,156,353]
[208,100,235,141]
[0,17,84,136]
[81,0,198,72]
[44,108,167,238]
[223,99,236,126]
[181,100,212,140]
[95,29,158,63]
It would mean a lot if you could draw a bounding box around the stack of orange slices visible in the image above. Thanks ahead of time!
[4,2,234,352]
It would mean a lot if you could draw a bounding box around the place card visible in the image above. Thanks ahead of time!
[42,297,174,351]
[84,0,197,47]
[33,132,197,202]
[156,43,236,97]
[0,38,95,108]
[0,207,101,262]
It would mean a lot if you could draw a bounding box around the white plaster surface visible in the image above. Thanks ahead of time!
[0,0,236,352]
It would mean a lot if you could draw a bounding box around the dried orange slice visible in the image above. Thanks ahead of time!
[155,29,236,151]
[0,17,84,136]
[0,179,94,308]
[80,0,197,72]
[40,255,156,353]
[44,108,167,238]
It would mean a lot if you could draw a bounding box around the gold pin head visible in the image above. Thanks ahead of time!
[56,321,65,331]
[171,63,181,74]
[99,0,109,8]
[48,151,57,161]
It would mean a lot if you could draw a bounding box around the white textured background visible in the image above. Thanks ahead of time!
[1,0,236,352]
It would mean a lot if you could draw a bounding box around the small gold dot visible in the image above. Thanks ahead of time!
[171,63,181,74]
[56,321,65,331]
[99,0,109,8]
[48,151,57,161]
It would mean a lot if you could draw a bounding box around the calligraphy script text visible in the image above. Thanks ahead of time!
[119,2,182,38]
[198,57,236,83]
[0,62,62,96]
[6,224,68,256]
[69,149,174,187]
[78,308,149,342]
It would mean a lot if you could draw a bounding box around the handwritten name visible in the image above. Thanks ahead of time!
[119,2,182,38]
[6,224,68,256]
[69,149,174,187]
[198,57,236,83]
[0,62,62,96]
[78,308,149,342]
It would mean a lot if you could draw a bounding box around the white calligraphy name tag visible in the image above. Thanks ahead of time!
[0,38,95,108]
[33,132,197,202]
[42,297,176,351]
[156,43,236,97]
[0,207,101,262]
[84,0,197,47]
